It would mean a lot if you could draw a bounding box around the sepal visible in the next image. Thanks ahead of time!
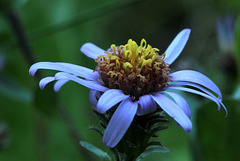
[89,126,103,136]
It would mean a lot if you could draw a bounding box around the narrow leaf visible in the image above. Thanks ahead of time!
[80,141,111,161]
[136,146,170,161]
[89,126,103,136]
[150,125,169,133]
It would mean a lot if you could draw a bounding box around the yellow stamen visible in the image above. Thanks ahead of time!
[123,62,133,70]
[95,38,170,99]
[116,59,120,69]
[111,44,116,54]
[140,39,147,49]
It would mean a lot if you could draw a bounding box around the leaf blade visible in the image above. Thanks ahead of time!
[80,141,111,161]
[136,146,170,161]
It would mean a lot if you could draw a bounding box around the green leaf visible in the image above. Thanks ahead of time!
[234,16,240,83]
[80,141,111,161]
[196,99,240,161]
[136,146,170,161]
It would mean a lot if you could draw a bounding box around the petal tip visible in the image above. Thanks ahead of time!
[53,87,60,92]
[225,113,228,118]
[103,139,115,148]
[29,66,37,76]
[181,29,191,36]
[186,128,192,133]
[39,77,55,90]
[39,83,46,90]
[223,107,228,118]
[80,42,105,59]
[184,124,192,133]
[183,28,191,33]
[80,42,93,52]
[97,108,105,114]
[182,28,191,38]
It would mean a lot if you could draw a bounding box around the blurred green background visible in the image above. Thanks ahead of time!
[0,0,240,160]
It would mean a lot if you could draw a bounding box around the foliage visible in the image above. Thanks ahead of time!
[0,0,240,160]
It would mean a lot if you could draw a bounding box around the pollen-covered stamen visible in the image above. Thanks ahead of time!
[96,39,171,100]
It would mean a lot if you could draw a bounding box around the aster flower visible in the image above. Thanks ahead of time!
[29,29,227,148]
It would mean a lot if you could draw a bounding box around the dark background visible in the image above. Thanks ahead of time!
[0,0,240,160]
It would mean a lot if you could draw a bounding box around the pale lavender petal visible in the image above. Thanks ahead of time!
[137,94,157,116]
[166,82,228,116]
[164,91,191,118]
[165,29,191,65]
[39,77,55,90]
[170,82,221,102]
[89,90,101,108]
[151,93,192,132]
[29,62,99,80]
[54,79,69,92]
[54,72,108,92]
[165,86,221,110]
[103,97,138,148]
[97,89,129,114]
[80,43,106,59]
[57,62,99,80]
[170,70,222,100]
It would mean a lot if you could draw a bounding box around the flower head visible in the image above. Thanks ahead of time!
[29,29,227,148]
[96,39,170,100]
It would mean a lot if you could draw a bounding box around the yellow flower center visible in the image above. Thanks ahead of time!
[96,39,170,100]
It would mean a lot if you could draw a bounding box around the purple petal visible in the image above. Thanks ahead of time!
[170,70,222,100]
[89,90,101,108]
[80,43,106,59]
[39,77,55,90]
[165,29,191,65]
[97,89,129,114]
[57,62,99,80]
[164,91,191,118]
[137,94,157,116]
[54,80,68,92]
[29,62,99,80]
[170,81,221,102]
[151,93,192,132]
[166,82,228,116]
[165,86,222,110]
[103,97,138,148]
[54,72,108,92]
